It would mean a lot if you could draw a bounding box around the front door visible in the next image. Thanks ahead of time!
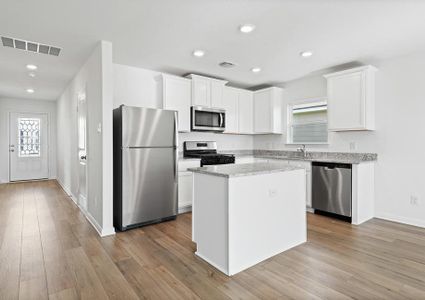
[77,91,88,210]
[9,112,49,181]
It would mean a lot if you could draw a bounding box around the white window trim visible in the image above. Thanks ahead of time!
[286,97,328,145]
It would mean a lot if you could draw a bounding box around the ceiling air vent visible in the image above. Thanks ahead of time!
[219,61,236,68]
[1,36,61,56]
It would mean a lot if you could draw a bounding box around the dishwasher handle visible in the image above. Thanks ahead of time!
[312,161,352,169]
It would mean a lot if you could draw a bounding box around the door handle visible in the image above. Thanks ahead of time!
[10,149,14,152]
[80,155,87,160]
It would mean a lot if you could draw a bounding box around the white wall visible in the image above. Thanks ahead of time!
[56,41,114,236]
[0,98,57,183]
[114,64,162,109]
[254,52,425,228]
[113,63,254,151]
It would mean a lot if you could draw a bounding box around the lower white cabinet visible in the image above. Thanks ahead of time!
[178,171,193,210]
[287,160,312,208]
[178,159,200,213]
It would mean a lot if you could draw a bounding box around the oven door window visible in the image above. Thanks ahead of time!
[195,111,222,128]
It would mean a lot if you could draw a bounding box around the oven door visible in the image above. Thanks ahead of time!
[191,106,225,132]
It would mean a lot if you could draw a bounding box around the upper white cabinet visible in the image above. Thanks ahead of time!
[324,65,377,131]
[162,74,191,132]
[187,74,227,109]
[238,89,254,134]
[253,87,283,134]
[222,87,239,133]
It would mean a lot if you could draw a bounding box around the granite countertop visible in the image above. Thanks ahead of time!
[253,150,377,164]
[188,162,303,178]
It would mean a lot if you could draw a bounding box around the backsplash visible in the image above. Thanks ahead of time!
[178,132,254,151]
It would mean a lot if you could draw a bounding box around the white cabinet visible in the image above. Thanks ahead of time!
[222,87,239,133]
[210,80,225,109]
[187,74,227,109]
[324,65,377,131]
[238,89,254,134]
[178,159,201,213]
[253,87,283,134]
[178,172,193,210]
[162,74,191,132]
[287,160,312,208]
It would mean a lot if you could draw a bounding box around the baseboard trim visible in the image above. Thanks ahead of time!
[178,205,192,214]
[375,212,425,229]
[55,179,115,237]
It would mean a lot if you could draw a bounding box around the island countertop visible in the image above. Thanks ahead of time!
[188,162,303,178]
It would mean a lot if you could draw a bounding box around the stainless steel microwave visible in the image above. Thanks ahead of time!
[191,106,225,132]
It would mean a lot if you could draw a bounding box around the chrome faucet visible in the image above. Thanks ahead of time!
[297,144,307,157]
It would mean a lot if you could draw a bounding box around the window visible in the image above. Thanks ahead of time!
[287,100,328,144]
[18,118,41,157]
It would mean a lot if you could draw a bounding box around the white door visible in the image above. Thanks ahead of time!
[9,112,49,181]
[77,92,88,210]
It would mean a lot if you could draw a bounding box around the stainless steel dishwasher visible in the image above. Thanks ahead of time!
[312,162,352,220]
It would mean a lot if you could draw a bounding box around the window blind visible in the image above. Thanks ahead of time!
[289,101,328,144]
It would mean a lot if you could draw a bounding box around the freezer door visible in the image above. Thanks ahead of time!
[122,147,178,228]
[312,164,352,217]
[121,106,177,148]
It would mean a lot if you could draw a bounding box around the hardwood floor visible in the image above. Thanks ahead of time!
[1,180,425,299]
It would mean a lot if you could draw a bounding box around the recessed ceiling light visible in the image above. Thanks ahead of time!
[192,50,205,57]
[239,24,256,33]
[26,88,34,94]
[28,72,35,77]
[251,67,261,73]
[26,64,37,70]
[300,51,313,57]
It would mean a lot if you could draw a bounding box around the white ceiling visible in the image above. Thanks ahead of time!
[1,0,425,100]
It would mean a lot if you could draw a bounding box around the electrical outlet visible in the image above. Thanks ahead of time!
[349,142,356,151]
[269,189,277,198]
[410,195,419,206]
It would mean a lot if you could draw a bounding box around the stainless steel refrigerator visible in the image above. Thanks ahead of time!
[113,105,178,231]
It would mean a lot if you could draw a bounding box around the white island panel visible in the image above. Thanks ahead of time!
[192,173,228,272]
[191,163,307,276]
[228,169,306,275]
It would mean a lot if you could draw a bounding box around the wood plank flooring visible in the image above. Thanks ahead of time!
[1,180,425,299]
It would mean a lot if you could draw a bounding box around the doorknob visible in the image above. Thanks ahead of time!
[80,155,87,160]
[10,149,14,152]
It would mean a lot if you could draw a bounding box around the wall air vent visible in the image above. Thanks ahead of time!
[1,36,61,56]
[219,61,236,68]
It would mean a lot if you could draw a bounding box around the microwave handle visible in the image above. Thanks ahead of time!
[219,113,224,127]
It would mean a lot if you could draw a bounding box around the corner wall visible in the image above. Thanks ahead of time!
[254,51,425,228]
[56,41,114,236]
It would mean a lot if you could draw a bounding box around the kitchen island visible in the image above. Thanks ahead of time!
[189,162,307,276]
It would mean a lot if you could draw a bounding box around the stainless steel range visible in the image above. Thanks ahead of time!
[183,141,235,166]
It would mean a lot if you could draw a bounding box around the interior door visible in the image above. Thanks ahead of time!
[9,112,49,181]
[77,91,88,210]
